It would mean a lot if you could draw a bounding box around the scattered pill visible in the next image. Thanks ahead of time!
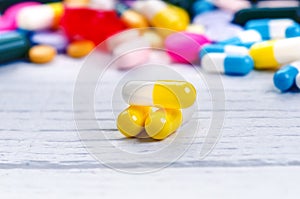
[61,7,126,45]
[200,44,248,58]
[192,0,215,15]
[29,45,57,64]
[218,30,262,45]
[67,40,95,58]
[89,0,116,10]
[17,2,64,31]
[245,18,296,40]
[113,37,151,69]
[249,37,300,70]
[31,31,69,52]
[117,106,151,138]
[201,53,254,75]
[286,24,300,38]
[116,2,149,29]
[0,2,40,31]
[186,24,206,35]
[165,31,211,63]
[142,30,164,48]
[0,18,14,32]
[273,62,300,92]
[106,29,141,52]
[132,0,190,31]
[64,0,90,7]
[0,31,30,64]
[122,80,196,109]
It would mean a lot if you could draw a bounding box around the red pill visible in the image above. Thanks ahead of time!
[60,7,127,45]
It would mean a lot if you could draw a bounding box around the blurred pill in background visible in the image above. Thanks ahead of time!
[201,53,254,76]
[0,0,61,13]
[186,24,205,34]
[286,24,300,38]
[63,0,90,7]
[213,0,251,13]
[192,0,215,16]
[200,44,249,58]
[162,0,195,17]
[106,29,141,52]
[245,18,296,40]
[113,37,151,70]
[30,31,69,53]
[0,31,30,64]
[141,30,164,48]
[0,1,41,31]
[116,2,149,29]
[60,6,126,45]
[193,10,243,42]
[165,31,211,63]
[219,30,262,45]
[0,18,15,32]
[29,45,57,64]
[89,0,116,10]
[132,0,190,32]
[17,2,64,31]
[67,40,95,58]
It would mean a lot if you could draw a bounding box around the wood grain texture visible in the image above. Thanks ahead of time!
[0,55,300,198]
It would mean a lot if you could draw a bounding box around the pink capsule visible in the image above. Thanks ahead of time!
[165,31,211,63]
[0,2,40,31]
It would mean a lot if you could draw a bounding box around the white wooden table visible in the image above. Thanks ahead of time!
[0,54,300,198]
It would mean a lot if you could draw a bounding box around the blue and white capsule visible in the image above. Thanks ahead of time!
[218,30,262,45]
[273,62,300,92]
[201,53,254,76]
[245,18,296,40]
[200,44,248,58]
[286,24,300,38]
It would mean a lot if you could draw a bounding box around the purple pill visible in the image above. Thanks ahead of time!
[30,31,69,53]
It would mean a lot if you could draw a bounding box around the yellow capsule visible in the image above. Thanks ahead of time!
[145,108,182,140]
[122,80,197,109]
[152,5,189,32]
[249,40,278,69]
[249,37,300,70]
[117,106,151,138]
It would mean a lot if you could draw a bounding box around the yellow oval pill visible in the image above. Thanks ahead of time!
[67,40,95,58]
[117,106,151,138]
[29,45,57,64]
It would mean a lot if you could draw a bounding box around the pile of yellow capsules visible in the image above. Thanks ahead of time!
[117,80,196,140]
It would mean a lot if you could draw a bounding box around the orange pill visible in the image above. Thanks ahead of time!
[67,40,95,58]
[64,0,90,7]
[121,10,149,29]
[29,45,57,64]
